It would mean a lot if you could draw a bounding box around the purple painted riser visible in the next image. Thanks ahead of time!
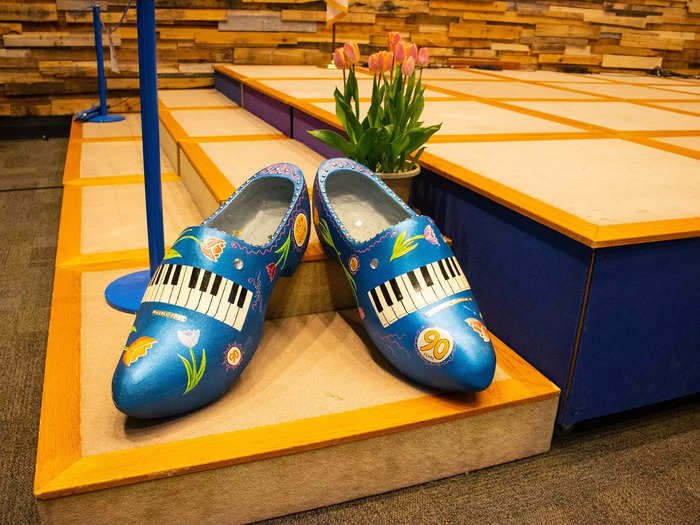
[242,86,291,137]
[292,111,345,159]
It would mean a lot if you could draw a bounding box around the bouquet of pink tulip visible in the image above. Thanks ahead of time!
[309,33,441,174]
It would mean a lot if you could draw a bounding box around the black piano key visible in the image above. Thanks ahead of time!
[155,265,165,284]
[389,278,403,302]
[437,259,450,280]
[210,274,222,296]
[172,265,182,285]
[445,257,456,278]
[407,270,421,292]
[163,264,173,285]
[228,283,240,303]
[237,287,248,308]
[189,267,200,288]
[379,283,393,305]
[452,257,462,275]
[369,288,383,312]
[199,270,212,292]
[149,266,160,285]
[420,265,433,287]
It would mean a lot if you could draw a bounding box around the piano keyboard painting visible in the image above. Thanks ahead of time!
[367,256,470,328]
[142,263,252,331]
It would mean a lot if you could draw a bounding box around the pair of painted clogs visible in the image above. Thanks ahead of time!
[112,158,496,418]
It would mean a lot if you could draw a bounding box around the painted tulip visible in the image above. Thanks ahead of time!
[387,31,401,52]
[417,47,430,66]
[401,56,415,76]
[343,41,360,65]
[333,47,346,69]
[394,40,406,62]
[177,329,200,348]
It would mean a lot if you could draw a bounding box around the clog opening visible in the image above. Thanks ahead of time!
[209,177,295,246]
[326,169,411,242]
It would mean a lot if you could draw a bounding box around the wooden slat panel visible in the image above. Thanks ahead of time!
[1,0,699,115]
[3,32,120,47]
[0,2,57,21]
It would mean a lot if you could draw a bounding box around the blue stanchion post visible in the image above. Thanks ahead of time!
[79,4,125,123]
[105,0,164,313]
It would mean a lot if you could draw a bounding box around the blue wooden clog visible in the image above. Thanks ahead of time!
[313,158,496,392]
[112,163,311,418]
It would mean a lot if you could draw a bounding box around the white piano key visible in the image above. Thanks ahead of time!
[439,259,460,295]
[175,266,193,307]
[402,273,426,309]
[206,275,225,317]
[386,279,407,319]
[197,272,214,313]
[155,264,171,302]
[427,263,448,299]
[436,261,456,296]
[165,265,182,304]
[452,257,470,290]
[233,288,253,331]
[395,275,416,313]
[444,257,463,293]
[224,285,241,327]
[142,279,153,303]
[376,285,398,324]
[368,289,388,328]
[147,267,161,303]
[185,268,204,310]
[416,267,437,304]
[214,280,233,322]
[165,264,180,303]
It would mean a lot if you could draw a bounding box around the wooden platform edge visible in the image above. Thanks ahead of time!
[34,266,559,500]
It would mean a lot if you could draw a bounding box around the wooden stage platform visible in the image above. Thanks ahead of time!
[34,72,563,524]
[207,65,699,427]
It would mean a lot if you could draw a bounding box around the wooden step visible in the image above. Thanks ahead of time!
[35,266,559,524]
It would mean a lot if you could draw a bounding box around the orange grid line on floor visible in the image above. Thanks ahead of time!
[215,66,700,248]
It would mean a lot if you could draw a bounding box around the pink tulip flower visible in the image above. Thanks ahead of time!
[394,41,406,62]
[333,47,347,69]
[343,41,359,65]
[387,31,401,52]
[381,50,394,72]
[368,53,379,72]
[407,43,418,61]
[401,56,415,76]
[417,47,430,66]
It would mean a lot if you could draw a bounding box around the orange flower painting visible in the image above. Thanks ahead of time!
[122,336,157,367]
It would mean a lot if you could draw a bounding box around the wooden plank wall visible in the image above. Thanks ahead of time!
[1,0,699,116]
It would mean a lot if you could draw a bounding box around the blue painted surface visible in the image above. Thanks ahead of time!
[243,86,291,136]
[412,170,591,396]
[93,4,108,117]
[293,111,343,159]
[112,163,311,418]
[135,0,164,276]
[564,238,700,425]
[80,5,124,123]
[314,159,496,392]
[214,70,242,106]
[106,0,162,313]
[105,270,150,313]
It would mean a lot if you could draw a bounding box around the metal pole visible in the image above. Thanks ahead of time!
[92,4,108,116]
[136,0,164,276]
